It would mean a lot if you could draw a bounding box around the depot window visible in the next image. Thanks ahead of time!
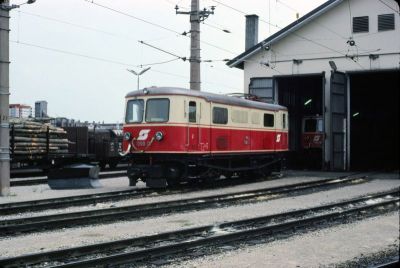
[353,16,369,33]
[264,113,274,127]
[125,99,144,123]
[146,98,170,122]
[213,107,228,124]
[378,14,395,31]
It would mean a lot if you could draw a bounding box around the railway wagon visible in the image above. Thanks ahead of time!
[301,115,324,150]
[64,127,123,169]
[300,115,324,168]
[121,87,289,187]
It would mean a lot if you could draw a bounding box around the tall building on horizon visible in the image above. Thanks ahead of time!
[35,101,48,118]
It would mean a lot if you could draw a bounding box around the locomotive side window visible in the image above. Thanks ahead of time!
[213,107,228,124]
[145,98,170,122]
[189,101,196,123]
[126,99,144,123]
[264,113,274,127]
[282,113,287,129]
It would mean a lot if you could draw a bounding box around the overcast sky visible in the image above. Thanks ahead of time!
[8,0,326,123]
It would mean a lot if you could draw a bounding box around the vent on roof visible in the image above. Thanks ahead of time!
[378,14,395,31]
[353,16,369,33]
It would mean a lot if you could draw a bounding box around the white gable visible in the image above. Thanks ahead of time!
[242,0,399,91]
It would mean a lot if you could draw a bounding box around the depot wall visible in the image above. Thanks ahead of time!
[243,0,400,90]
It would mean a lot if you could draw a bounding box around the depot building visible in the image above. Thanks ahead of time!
[227,0,399,171]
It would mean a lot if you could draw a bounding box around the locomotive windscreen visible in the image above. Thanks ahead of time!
[304,118,323,132]
[126,99,144,123]
[145,98,170,122]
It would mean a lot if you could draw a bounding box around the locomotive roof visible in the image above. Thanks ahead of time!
[126,87,287,111]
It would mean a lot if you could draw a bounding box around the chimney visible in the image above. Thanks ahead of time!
[245,14,259,50]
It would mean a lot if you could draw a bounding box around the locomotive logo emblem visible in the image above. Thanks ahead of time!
[137,129,151,140]
[276,134,281,143]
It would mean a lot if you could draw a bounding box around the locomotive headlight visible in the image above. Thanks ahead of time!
[123,132,131,141]
[155,131,164,141]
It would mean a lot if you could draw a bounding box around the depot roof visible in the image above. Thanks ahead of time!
[226,0,343,69]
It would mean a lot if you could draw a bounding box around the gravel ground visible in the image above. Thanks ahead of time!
[0,170,356,204]
[0,174,398,258]
[163,213,399,268]
[0,173,358,220]
[0,176,136,204]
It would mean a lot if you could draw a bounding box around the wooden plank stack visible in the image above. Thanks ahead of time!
[10,119,69,157]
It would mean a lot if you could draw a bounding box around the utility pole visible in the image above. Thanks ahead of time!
[175,0,214,91]
[0,0,11,196]
[0,0,36,196]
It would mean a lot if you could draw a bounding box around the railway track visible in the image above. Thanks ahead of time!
[2,173,290,215]
[0,190,397,267]
[9,170,128,187]
[0,175,371,236]
[1,173,288,215]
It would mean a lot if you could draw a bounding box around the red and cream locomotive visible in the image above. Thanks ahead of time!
[121,87,289,187]
[301,115,324,150]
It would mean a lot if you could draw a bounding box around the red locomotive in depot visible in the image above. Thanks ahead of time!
[121,87,289,187]
[301,115,324,150]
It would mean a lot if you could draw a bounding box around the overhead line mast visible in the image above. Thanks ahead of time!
[175,0,215,91]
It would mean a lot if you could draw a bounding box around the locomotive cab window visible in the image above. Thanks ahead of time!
[126,99,144,123]
[304,118,323,132]
[189,101,196,123]
[264,113,274,127]
[213,107,228,124]
[146,98,170,122]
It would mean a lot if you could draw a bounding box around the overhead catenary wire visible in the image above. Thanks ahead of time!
[12,11,238,84]
[19,10,119,37]
[212,0,344,55]
[212,0,365,70]
[139,40,186,61]
[139,40,230,63]
[10,40,239,91]
[10,40,181,68]
[83,0,239,55]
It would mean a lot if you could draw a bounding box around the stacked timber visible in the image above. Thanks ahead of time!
[10,119,69,157]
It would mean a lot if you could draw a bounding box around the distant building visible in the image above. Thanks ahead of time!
[9,104,32,119]
[96,123,123,130]
[35,101,48,118]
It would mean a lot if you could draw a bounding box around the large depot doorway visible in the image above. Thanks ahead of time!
[275,74,324,169]
[349,70,399,171]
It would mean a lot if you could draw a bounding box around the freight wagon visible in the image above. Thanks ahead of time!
[10,121,123,174]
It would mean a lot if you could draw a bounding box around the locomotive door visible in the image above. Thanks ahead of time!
[187,100,200,151]
[330,71,347,170]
